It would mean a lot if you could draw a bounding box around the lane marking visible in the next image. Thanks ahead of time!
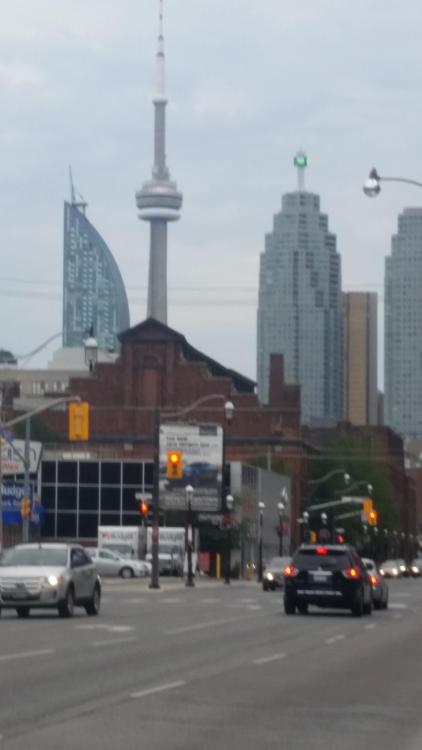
[74,624,134,633]
[200,597,222,604]
[325,635,346,645]
[161,598,184,604]
[131,680,186,699]
[392,613,402,620]
[124,598,148,604]
[165,616,241,635]
[389,603,407,610]
[253,652,286,665]
[93,637,137,648]
[238,598,258,604]
[365,623,376,630]
[0,648,54,663]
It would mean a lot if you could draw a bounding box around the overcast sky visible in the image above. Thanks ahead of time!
[2,0,422,386]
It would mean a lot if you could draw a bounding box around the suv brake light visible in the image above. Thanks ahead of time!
[342,567,361,580]
[283,565,299,578]
[370,574,378,586]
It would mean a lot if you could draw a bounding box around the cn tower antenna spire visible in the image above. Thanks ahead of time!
[135,0,183,325]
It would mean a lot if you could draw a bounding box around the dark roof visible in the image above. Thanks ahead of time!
[119,318,256,393]
[0,349,17,365]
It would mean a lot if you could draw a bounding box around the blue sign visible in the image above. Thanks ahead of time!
[1,483,43,527]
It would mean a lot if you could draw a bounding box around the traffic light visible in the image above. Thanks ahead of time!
[368,509,378,527]
[363,498,373,517]
[21,497,31,519]
[309,531,317,543]
[139,501,149,517]
[68,401,90,441]
[166,450,183,479]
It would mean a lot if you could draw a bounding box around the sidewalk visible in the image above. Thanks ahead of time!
[102,576,260,591]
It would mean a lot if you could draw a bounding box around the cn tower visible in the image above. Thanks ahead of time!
[136,0,182,324]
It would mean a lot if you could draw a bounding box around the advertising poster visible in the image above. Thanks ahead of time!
[159,423,223,512]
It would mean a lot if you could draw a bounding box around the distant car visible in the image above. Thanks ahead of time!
[362,558,389,609]
[397,559,410,577]
[283,543,372,617]
[379,560,400,578]
[262,556,291,591]
[409,559,422,577]
[87,548,150,578]
[0,543,101,618]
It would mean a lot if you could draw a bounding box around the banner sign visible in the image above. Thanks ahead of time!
[1,483,42,526]
[1,437,42,475]
[159,423,223,512]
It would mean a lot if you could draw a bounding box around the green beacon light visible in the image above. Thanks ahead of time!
[294,153,308,168]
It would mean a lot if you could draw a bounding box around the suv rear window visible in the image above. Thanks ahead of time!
[293,549,351,571]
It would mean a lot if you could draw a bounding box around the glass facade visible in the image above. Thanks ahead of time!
[40,459,152,540]
[257,191,343,423]
[63,202,130,351]
[385,208,422,439]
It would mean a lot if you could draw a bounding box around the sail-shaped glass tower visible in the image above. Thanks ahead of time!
[63,201,130,351]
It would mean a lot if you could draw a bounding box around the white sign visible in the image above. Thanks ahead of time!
[159,423,223,512]
[1,437,42,475]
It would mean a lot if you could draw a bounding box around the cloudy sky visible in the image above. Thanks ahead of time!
[2,0,422,385]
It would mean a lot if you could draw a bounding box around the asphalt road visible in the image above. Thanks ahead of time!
[1,577,422,749]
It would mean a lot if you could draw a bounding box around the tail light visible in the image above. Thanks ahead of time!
[342,567,361,580]
[283,565,299,578]
[370,575,378,586]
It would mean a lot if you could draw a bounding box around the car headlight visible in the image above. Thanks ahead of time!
[392,568,398,576]
[47,575,59,587]
[411,566,419,574]
[265,572,274,581]
[399,565,406,572]
[380,569,384,576]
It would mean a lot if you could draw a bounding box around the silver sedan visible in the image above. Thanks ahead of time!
[87,548,151,578]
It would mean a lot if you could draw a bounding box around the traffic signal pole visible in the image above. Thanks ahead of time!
[22,418,31,544]
[150,408,160,589]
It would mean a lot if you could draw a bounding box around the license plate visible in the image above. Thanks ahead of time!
[312,572,331,583]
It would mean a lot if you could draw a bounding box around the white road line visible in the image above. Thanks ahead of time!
[389,602,407,610]
[392,613,402,620]
[131,680,186,699]
[253,652,286,665]
[325,635,346,645]
[247,605,262,610]
[238,598,258,604]
[0,648,54,663]
[365,623,376,630]
[165,616,241,635]
[200,598,222,604]
[124,598,148,604]
[161,598,184,604]
[93,636,137,648]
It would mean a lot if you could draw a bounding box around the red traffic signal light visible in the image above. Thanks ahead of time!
[166,450,183,479]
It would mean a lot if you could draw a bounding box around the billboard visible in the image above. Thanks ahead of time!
[159,423,223,512]
[1,437,42,475]
[1,483,42,526]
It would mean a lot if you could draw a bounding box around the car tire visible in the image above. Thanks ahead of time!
[58,586,75,618]
[85,584,101,616]
[262,582,268,591]
[297,603,308,615]
[363,598,372,616]
[373,600,381,610]
[120,567,134,579]
[16,607,30,618]
[351,591,363,617]
[284,597,296,615]
[383,593,389,610]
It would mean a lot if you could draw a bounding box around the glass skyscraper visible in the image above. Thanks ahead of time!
[385,208,422,439]
[63,201,130,351]
[257,162,343,424]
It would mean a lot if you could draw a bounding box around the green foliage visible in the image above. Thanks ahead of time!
[308,433,399,542]
[13,415,61,443]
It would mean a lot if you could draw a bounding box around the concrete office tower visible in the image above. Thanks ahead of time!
[343,292,378,426]
[63,179,130,352]
[385,208,422,439]
[136,0,182,324]
[257,153,343,424]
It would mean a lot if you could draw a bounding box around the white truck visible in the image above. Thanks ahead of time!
[146,527,185,576]
[98,526,146,560]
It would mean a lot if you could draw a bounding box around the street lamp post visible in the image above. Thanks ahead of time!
[224,493,234,584]
[363,168,422,198]
[185,484,195,587]
[301,511,310,543]
[258,501,265,583]
[83,328,98,373]
[277,499,285,556]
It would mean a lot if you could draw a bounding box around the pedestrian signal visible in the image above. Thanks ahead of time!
[166,451,183,479]
[368,509,378,527]
[21,497,31,519]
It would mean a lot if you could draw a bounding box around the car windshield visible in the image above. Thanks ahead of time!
[293,549,350,571]
[1,547,68,567]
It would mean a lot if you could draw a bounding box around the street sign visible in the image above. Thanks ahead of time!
[1,438,42,475]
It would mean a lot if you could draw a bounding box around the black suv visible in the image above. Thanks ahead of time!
[283,544,372,617]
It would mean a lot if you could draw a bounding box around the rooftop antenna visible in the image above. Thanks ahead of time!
[69,165,88,214]
[293,150,308,192]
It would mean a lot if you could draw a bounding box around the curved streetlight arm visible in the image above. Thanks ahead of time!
[308,469,349,486]
[334,480,371,496]
[3,395,81,429]
[380,176,422,189]
[163,393,229,419]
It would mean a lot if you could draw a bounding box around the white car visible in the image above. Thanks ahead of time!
[87,548,150,579]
